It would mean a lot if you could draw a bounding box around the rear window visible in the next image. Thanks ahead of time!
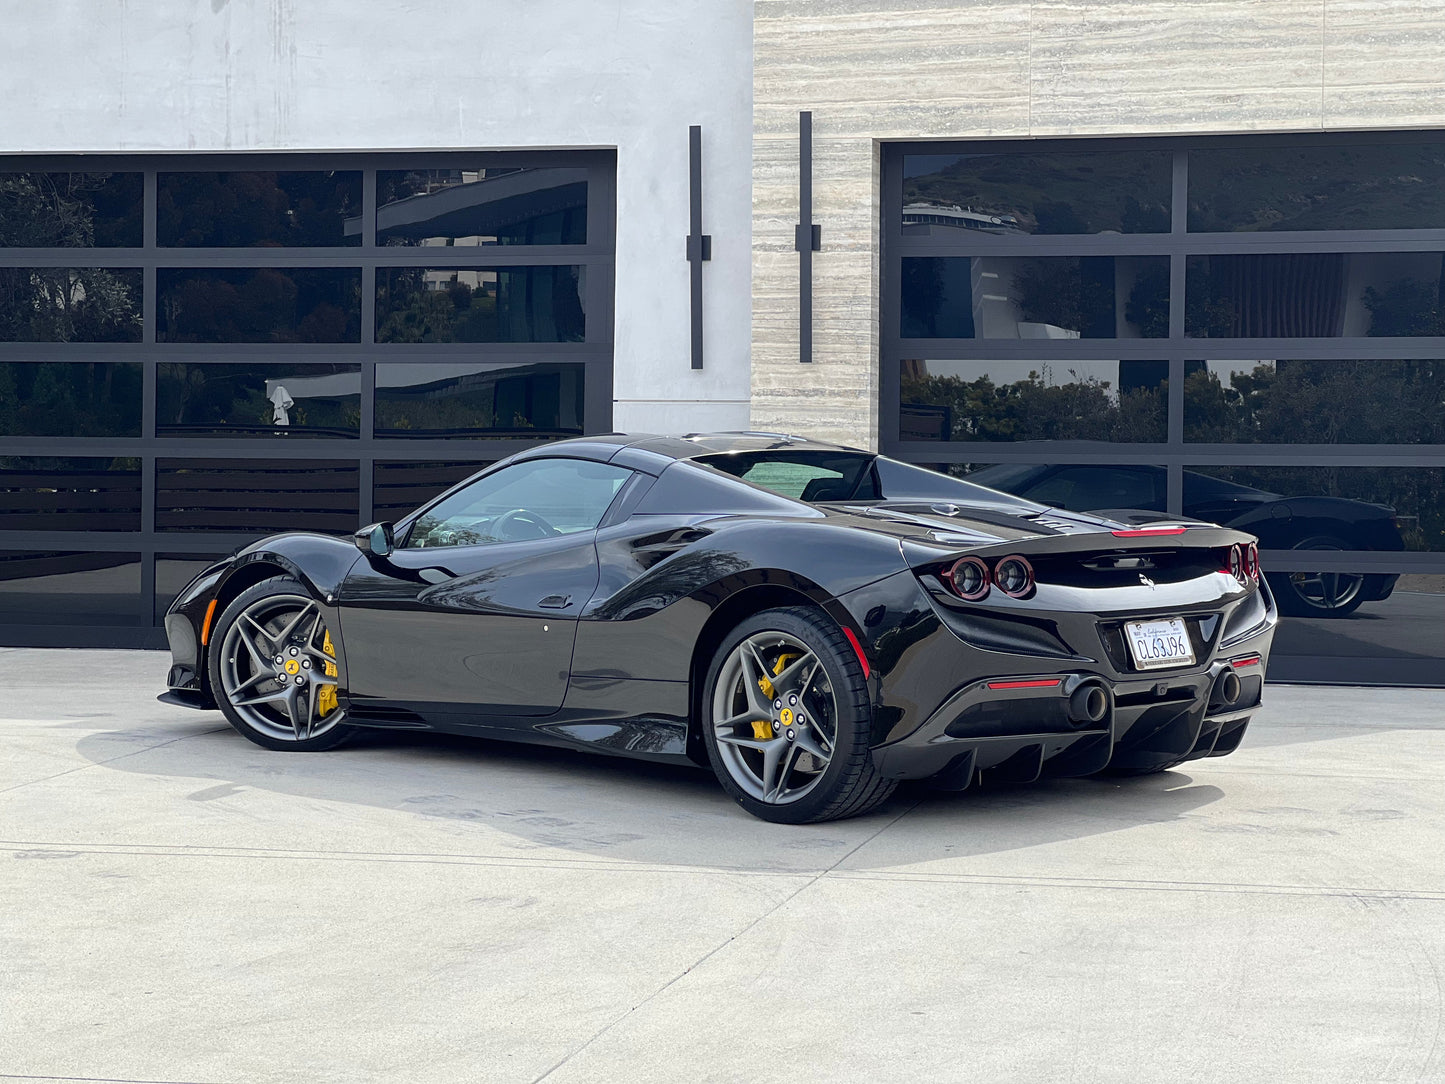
[697,452,877,501]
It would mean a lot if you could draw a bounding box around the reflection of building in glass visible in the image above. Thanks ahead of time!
[901,202,1024,235]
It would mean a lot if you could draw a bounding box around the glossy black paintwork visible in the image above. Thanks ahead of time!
[162,432,1278,781]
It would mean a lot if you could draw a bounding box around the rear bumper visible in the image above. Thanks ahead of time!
[870,653,1265,784]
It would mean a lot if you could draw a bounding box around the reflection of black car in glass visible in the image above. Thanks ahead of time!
[160,435,1275,824]
[964,464,1403,618]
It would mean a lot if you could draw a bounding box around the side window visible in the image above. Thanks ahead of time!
[403,458,632,548]
[1026,467,1164,512]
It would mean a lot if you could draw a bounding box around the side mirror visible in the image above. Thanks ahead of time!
[354,521,395,558]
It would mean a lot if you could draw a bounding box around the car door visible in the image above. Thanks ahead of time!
[337,456,635,720]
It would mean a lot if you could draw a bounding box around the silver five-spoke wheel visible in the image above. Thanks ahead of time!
[712,630,840,806]
[218,591,343,743]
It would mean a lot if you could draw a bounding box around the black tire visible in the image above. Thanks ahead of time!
[701,606,896,824]
[207,575,354,752]
[1269,534,1366,618]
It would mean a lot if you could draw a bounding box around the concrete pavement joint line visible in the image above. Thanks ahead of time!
[0,727,231,797]
[0,840,824,879]
[4,840,1442,901]
[527,799,924,1084]
[0,1074,233,1084]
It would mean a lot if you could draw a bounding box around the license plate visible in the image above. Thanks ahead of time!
[1125,617,1195,670]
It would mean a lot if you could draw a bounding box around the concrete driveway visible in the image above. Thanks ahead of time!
[2,648,1442,1084]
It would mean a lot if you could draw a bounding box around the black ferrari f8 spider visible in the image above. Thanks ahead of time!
[161,433,1277,823]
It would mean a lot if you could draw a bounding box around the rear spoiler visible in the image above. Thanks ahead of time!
[901,523,1258,567]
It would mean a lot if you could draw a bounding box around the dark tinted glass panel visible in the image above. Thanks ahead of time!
[375,362,585,437]
[1270,575,1445,669]
[902,151,1171,236]
[0,172,143,247]
[900,359,1167,442]
[0,267,142,342]
[0,552,141,626]
[158,171,362,247]
[1185,251,1445,337]
[156,553,225,622]
[157,364,360,438]
[901,256,1169,339]
[962,463,1167,512]
[156,268,361,343]
[0,362,142,437]
[0,457,141,531]
[156,459,359,535]
[373,460,491,521]
[1189,143,1445,232]
[1185,467,1445,552]
[375,267,585,343]
[377,168,587,246]
[1185,359,1445,443]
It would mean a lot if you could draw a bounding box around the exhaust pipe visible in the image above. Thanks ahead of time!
[1068,683,1109,727]
[1211,669,1242,709]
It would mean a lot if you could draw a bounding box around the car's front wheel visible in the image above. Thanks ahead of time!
[702,607,895,824]
[208,575,352,751]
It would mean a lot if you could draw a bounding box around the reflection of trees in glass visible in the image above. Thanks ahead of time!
[157,172,360,247]
[1185,360,1445,445]
[0,363,142,436]
[157,269,360,343]
[0,172,142,247]
[0,267,142,342]
[156,364,359,435]
[1186,360,1445,551]
[901,367,1166,443]
[1012,258,1166,338]
[376,368,583,436]
[376,272,499,343]
[1363,270,1445,336]
[902,152,1170,234]
[376,268,584,344]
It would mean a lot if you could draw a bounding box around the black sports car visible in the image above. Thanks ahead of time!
[160,433,1277,823]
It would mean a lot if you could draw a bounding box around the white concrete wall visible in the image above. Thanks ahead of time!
[0,0,755,434]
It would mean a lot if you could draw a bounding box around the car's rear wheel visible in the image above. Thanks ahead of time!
[1270,534,1366,618]
[208,575,352,751]
[702,607,895,824]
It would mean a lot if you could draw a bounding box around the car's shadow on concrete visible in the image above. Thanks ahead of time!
[74,712,1228,872]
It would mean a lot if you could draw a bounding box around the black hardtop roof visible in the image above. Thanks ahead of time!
[514,431,866,466]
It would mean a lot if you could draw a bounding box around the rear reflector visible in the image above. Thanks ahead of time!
[1230,655,1262,670]
[842,625,871,680]
[1111,527,1188,537]
[986,678,1063,690]
[200,598,218,646]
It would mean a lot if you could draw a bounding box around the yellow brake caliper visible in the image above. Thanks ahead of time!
[317,629,339,717]
[752,652,800,741]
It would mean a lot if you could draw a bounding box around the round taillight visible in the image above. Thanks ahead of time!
[942,556,990,601]
[994,555,1035,598]
[1247,542,1260,582]
[1229,544,1246,584]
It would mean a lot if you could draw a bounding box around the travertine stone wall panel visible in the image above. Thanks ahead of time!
[754,0,1445,448]
[1324,1,1445,127]
[1030,1,1326,135]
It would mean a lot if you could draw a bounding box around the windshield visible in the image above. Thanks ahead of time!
[695,451,878,502]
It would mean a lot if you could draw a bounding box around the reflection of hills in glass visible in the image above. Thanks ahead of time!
[1188,143,1445,232]
[902,150,1171,235]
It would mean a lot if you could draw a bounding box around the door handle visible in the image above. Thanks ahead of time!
[538,594,572,609]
